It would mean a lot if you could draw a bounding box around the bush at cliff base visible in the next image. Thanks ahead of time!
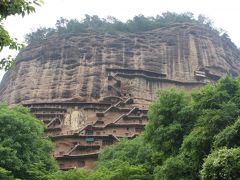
[201,148,240,180]
[0,104,57,180]
[98,76,240,180]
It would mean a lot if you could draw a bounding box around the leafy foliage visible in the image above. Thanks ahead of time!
[97,160,149,180]
[0,103,57,179]
[96,76,240,180]
[145,89,195,157]
[201,148,240,180]
[44,160,148,180]
[98,136,154,177]
[0,167,14,180]
[25,12,224,44]
[154,156,192,180]
[213,118,240,149]
[0,0,43,70]
[99,136,153,167]
[44,169,91,180]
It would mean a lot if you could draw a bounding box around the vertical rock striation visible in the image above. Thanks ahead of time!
[1,23,240,105]
[0,23,240,169]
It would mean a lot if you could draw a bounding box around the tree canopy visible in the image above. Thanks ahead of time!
[0,103,57,179]
[0,0,43,70]
[201,148,240,180]
[25,12,223,44]
[94,76,240,180]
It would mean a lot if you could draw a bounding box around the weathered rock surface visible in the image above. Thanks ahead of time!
[1,23,240,105]
[1,22,240,170]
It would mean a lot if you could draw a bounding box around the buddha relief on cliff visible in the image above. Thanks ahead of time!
[64,109,87,130]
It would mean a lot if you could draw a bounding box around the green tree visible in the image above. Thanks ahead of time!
[45,160,148,180]
[96,159,149,180]
[25,27,55,44]
[0,167,14,180]
[0,103,57,179]
[144,89,196,157]
[99,136,154,176]
[153,155,192,180]
[162,78,239,179]
[0,0,43,70]
[25,12,221,44]
[201,148,240,180]
[45,169,91,180]
[99,136,152,165]
[213,118,240,149]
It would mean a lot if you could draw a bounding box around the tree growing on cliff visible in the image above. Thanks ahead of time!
[25,12,224,45]
[0,103,57,179]
[0,0,43,70]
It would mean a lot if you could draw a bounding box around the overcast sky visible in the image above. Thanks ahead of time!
[0,0,239,81]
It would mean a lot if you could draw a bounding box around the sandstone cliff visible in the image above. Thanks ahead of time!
[1,23,240,105]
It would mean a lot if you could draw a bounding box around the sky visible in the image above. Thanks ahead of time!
[0,0,239,81]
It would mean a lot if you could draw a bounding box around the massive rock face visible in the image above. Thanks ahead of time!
[1,23,240,106]
[0,23,240,169]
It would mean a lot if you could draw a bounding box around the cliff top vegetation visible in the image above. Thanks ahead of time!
[25,12,229,44]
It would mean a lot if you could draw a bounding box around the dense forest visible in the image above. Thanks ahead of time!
[25,12,228,44]
[1,76,240,179]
